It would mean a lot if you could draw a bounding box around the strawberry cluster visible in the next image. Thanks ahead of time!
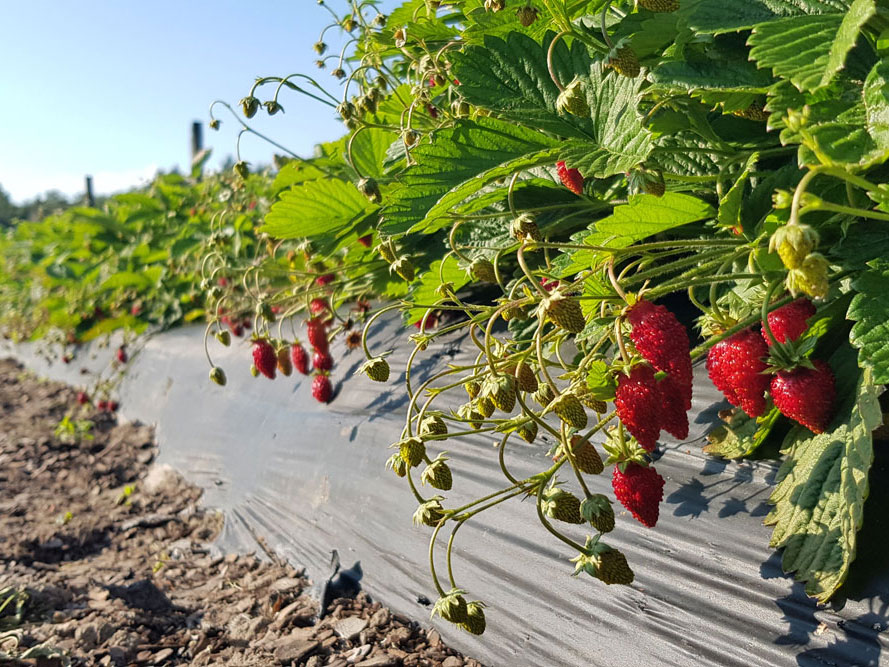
[614,299,693,451]
[707,298,836,433]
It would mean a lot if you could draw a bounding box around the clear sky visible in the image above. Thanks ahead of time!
[0,0,394,203]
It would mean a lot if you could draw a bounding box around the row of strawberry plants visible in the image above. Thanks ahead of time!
[199,0,889,636]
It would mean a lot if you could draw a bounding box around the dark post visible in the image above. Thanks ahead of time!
[191,121,203,161]
[84,175,95,207]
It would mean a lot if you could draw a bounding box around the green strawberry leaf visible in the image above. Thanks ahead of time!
[593,192,715,238]
[703,405,781,459]
[261,178,373,240]
[586,360,616,400]
[405,256,469,324]
[747,0,874,92]
[764,345,881,602]
[689,0,849,34]
[848,257,889,384]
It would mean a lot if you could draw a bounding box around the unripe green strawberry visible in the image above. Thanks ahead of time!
[240,96,259,118]
[595,547,634,584]
[556,77,589,117]
[265,100,283,115]
[277,347,293,376]
[643,174,666,197]
[250,364,259,378]
[403,128,420,147]
[357,177,382,203]
[533,383,555,408]
[769,224,819,270]
[608,45,640,78]
[517,419,538,443]
[422,455,453,490]
[569,435,603,474]
[543,488,584,524]
[576,387,607,413]
[209,367,227,386]
[458,402,484,430]
[581,494,615,533]
[510,214,541,243]
[516,4,538,26]
[486,374,517,413]
[313,41,327,55]
[464,379,481,400]
[398,436,426,467]
[387,452,407,478]
[638,0,679,11]
[420,413,448,437]
[460,601,486,635]
[476,396,495,418]
[787,253,829,299]
[540,291,585,333]
[376,237,397,263]
[413,497,445,527]
[469,258,497,283]
[549,393,588,429]
[342,14,356,31]
[215,330,231,346]
[732,100,769,121]
[233,161,249,180]
[514,361,538,393]
[484,0,506,11]
[391,256,415,282]
[360,357,390,382]
[433,589,468,623]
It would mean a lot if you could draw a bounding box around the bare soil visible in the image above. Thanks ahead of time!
[0,359,480,667]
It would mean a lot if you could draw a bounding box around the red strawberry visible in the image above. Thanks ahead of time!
[627,298,692,409]
[763,298,815,346]
[658,375,689,440]
[97,400,109,411]
[217,277,229,287]
[252,339,277,379]
[116,347,128,364]
[316,273,335,286]
[612,463,665,528]
[310,298,329,315]
[231,324,244,337]
[307,318,329,351]
[770,360,836,433]
[556,161,583,195]
[313,350,333,371]
[242,318,252,330]
[706,328,769,417]
[413,313,438,331]
[614,365,662,451]
[109,400,119,412]
[540,277,559,292]
[77,391,89,405]
[426,104,439,119]
[312,374,332,403]
[291,344,310,375]
[357,234,373,248]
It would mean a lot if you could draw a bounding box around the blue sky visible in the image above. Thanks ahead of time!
[0,1,394,203]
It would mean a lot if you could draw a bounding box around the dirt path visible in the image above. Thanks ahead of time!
[0,359,481,667]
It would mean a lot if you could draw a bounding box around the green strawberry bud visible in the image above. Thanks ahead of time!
[413,496,445,527]
[357,177,382,203]
[398,436,426,467]
[391,256,415,282]
[360,357,390,382]
[469,258,497,283]
[313,41,327,55]
[419,413,448,437]
[264,100,283,115]
[432,589,468,623]
[240,96,260,118]
[421,455,453,490]
[386,452,407,478]
[215,330,231,347]
[209,119,221,130]
[516,4,538,26]
[233,161,249,180]
[769,224,819,270]
[209,367,227,386]
[556,77,589,117]
[460,601,486,635]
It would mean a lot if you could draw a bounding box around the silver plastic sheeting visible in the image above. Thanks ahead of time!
[5,314,889,667]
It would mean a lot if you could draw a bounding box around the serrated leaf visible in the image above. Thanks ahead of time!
[594,192,715,237]
[586,360,615,400]
[347,128,399,180]
[765,349,880,602]
[382,117,557,234]
[747,0,874,93]
[261,179,372,239]
[864,59,889,151]
[704,406,780,459]
[717,152,758,232]
[848,258,889,383]
[450,31,595,140]
[650,57,774,94]
[689,0,849,34]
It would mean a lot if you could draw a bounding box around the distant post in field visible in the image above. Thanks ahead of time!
[84,175,95,207]
[191,121,206,179]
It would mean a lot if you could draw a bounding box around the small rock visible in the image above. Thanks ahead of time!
[273,637,319,664]
[74,623,99,649]
[442,657,464,667]
[154,647,174,662]
[369,608,389,628]
[269,576,303,594]
[335,616,369,641]
[426,629,441,647]
[356,654,398,667]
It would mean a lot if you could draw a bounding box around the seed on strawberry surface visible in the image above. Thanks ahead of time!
[311,374,333,403]
[770,359,836,433]
[612,462,665,528]
[252,339,277,379]
[706,328,769,417]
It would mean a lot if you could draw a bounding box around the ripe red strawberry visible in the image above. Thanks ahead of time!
[109,400,119,412]
[77,391,89,405]
[313,350,333,371]
[762,298,815,346]
[97,400,109,411]
[306,318,329,351]
[312,374,332,403]
[291,344,310,375]
[310,298,329,315]
[614,365,662,451]
[706,328,769,417]
[658,375,689,440]
[116,347,128,364]
[252,339,277,379]
[556,161,583,195]
[357,234,373,248]
[770,360,836,433]
[627,298,692,409]
[612,463,665,528]
[316,273,335,286]
[231,323,244,337]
